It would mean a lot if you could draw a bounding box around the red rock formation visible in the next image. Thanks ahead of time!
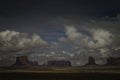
[13,56,31,67]
[12,56,38,67]
[47,60,71,67]
[107,57,120,65]
[30,61,38,66]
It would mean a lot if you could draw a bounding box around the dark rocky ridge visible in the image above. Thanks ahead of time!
[106,57,120,65]
[85,56,120,66]
[12,56,72,67]
[47,60,71,67]
[12,56,38,67]
[12,56,120,67]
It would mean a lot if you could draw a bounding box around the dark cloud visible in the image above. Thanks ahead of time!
[0,0,120,66]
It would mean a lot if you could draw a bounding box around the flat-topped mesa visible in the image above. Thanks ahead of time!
[12,56,38,67]
[106,57,120,66]
[86,56,120,66]
[47,60,71,67]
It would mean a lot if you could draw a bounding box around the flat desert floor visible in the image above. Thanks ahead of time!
[0,66,120,80]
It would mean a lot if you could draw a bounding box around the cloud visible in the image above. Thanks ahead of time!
[0,30,48,66]
[1,14,120,66]
[95,58,107,65]
[57,25,113,65]
[0,30,48,51]
[65,25,89,46]
[88,29,112,49]
[64,25,112,49]
[65,25,82,40]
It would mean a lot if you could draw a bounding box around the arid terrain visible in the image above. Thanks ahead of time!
[0,66,120,80]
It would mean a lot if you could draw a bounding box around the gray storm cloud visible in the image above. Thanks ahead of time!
[0,30,48,66]
[65,26,112,49]
[23,26,113,66]
[0,30,48,51]
[0,14,120,66]
[57,25,113,65]
[88,29,112,49]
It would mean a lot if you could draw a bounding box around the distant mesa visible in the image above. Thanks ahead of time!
[85,56,120,66]
[12,56,120,67]
[47,60,71,67]
[12,56,71,67]
[106,57,120,66]
[12,56,38,67]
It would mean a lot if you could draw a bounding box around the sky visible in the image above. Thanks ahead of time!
[0,0,120,66]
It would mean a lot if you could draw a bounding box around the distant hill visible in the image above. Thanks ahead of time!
[106,57,120,66]
[12,56,120,67]
[12,56,38,67]
[46,60,71,67]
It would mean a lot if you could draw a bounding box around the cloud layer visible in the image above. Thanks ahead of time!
[0,14,120,66]
[0,30,47,51]
[57,26,113,65]
[0,30,48,66]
